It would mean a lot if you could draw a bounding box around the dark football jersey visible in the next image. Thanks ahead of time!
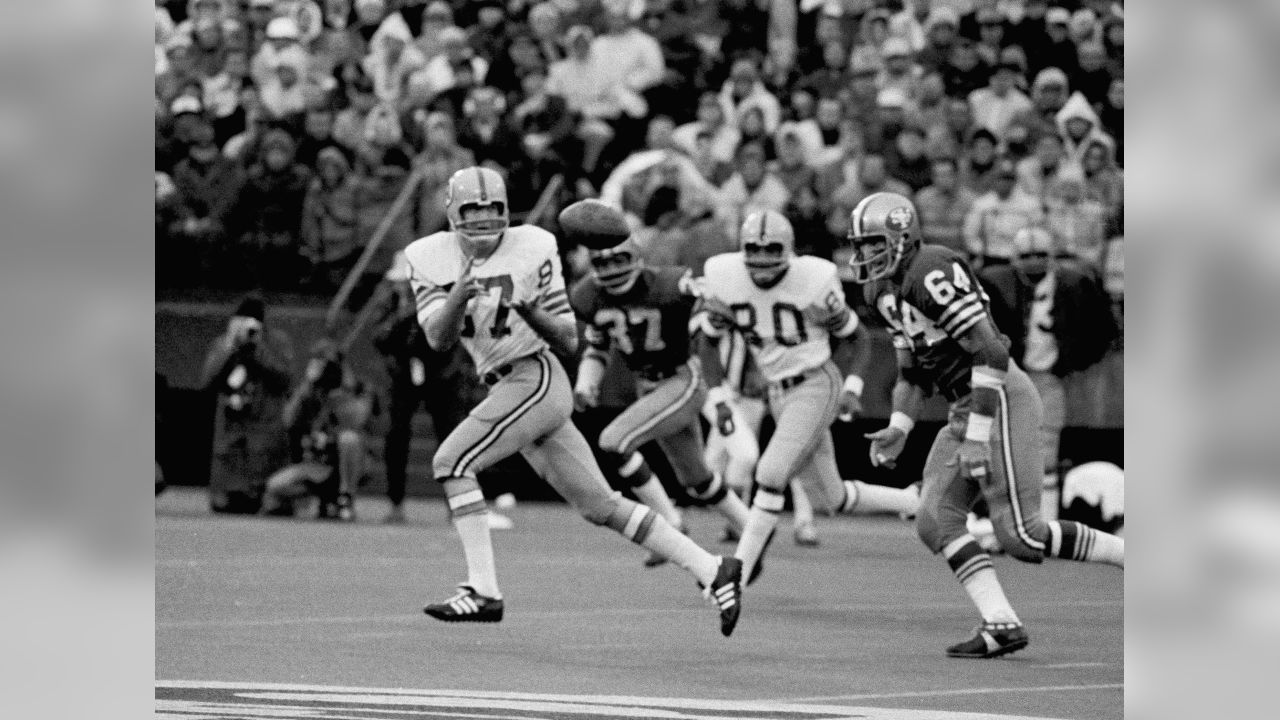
[862,245,995,401]
[570,266,697,375]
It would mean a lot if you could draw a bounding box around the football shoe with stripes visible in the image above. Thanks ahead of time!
[945,620,1029,658]
[424,585,504,623]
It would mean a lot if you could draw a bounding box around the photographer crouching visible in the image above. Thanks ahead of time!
[261,338,380,520]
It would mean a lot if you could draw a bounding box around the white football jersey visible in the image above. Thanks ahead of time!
[699,253,859,383]
[405,225,572,377]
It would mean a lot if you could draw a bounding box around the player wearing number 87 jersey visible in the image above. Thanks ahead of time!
[563,200,751,566]
[850,191,1124,658]
[406,170,745,636]
[694,210,876,582]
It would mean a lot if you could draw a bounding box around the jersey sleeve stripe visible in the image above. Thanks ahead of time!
[943,304,987,337]
[937,293,980,324]
[542,298,572,314]
[543,289,568,303]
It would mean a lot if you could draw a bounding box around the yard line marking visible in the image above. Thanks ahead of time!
[1033,662,1115,669]
[157,608,686,629]
[776,683,1123,703]
[157,681,1075,719]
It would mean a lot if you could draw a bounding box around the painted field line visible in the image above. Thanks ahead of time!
[776,683,1123,703]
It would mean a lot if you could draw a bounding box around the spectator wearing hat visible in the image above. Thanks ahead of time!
[867,86,912,156]
[228,129,313,287]
[411,1,457,62]
[876,36,924,102]
[1044,168,1108,265]
[361,12,426,108]
[979,225,1119,480]
[673,91,742,166]
[252,16,312,91]
[962,158,1043,266]
[1055,90,1115,173]
[171,118,246,280]
[969,59,1032,139]
[717,57,783,137]
[914,156,978,254]
[1030,7,1079,78]
[1008,66,1071,144]
[916,6,961,72]
[300,146,361,290]
[1080,139,1123,220]
[1068,8,1100,45]
[201,293,296,514]
[717,140,791,238]
[260,49,316,122]
[412,110,476,232]
[457,85,523,171]
[157,93,208,172]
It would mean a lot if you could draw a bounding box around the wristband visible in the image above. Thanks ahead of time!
[843,375,865,397]
[706,384,734,407]
[889,411,915,434]
[965,413,994,443]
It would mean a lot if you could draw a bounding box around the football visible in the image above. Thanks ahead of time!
[558,199,631,250]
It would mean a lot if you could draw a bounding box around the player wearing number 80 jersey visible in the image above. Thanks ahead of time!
[851,191,1124,658]
[406,169,745,636]
[695,210,875,582]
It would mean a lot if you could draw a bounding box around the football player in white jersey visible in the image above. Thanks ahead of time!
[695,210,919,580]
[405,168,745,636]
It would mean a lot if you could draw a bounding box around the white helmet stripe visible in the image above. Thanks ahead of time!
[476,167,487,202]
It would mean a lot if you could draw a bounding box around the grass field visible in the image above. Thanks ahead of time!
[156,487,1123,720]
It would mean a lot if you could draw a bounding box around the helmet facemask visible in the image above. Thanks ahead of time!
[454,201,508,259]
[847,231,905,283]
[589,245,641,294]
[743,239,791,287]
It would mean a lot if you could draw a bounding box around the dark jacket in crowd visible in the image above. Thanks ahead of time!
[980,262,1118,378]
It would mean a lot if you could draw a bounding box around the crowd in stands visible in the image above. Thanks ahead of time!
[156,0,1124,303]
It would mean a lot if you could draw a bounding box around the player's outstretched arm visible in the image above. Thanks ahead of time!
[865,346,926,468]
[424,259,482,351]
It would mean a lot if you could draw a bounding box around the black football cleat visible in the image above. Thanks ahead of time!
[705,557,743,637]
[945,621,1029,658]
[424,585,504,623]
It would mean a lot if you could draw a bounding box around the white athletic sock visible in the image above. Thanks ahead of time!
[840,480,920,516]
[943,535,1019,624]
[1049,521,1124,567]
[790,480,814,526]
[632,476,683,529]
[453,512,501,598]
[735,492,783,579]
[636,513,718,585]
[712,488,750,532]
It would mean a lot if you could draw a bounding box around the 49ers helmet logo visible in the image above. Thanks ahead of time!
[886,206,914,231]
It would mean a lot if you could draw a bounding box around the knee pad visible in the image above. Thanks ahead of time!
[597,424,626,455]
[915,506,967,555]
[752,456,790,495]
[992,519,1048,564]
[579,489,622,527]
